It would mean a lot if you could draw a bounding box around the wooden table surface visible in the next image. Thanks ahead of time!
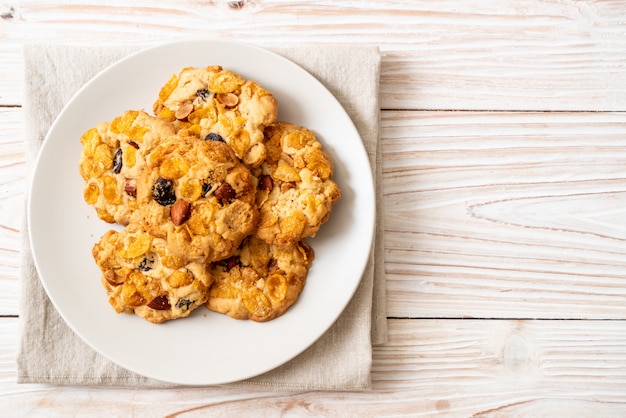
[2,1,626,416]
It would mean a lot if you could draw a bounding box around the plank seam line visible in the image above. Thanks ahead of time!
[381,108,626,113]
[4,316,625,320]
[387,316,626,321]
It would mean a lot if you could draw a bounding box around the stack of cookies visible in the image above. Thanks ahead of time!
[79,66,341,323]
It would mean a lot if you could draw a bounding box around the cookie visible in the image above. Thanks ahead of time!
[153,66,278,167]
[254,122,341,247]
[131,131,259,264]
[79,110,176,225]
[206,236,314,322]
[92,225,212,323]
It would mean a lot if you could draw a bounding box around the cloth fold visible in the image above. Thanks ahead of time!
[17,43,386,390]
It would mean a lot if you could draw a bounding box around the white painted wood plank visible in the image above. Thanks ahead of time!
[0,107,25,315]
[1,1,625,110]
[3,318,626,415]
[383,110,626,319]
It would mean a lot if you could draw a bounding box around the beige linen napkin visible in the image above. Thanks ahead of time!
[17,43,386,389]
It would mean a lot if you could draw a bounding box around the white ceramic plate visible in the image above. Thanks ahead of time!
[28,40,375,385]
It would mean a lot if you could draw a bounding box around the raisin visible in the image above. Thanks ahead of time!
[138,257,154,272]
[219,256,240,271]
[205,133,225,143]
[201,182,212,197]
[196,88,212,101]
[152,178,176,206]
[214,182,236,204]
[226,257,240,270]
[267,258,279,272]
[176,298,194,311]
[258,174,273,191]
[113,148,122,174]
[147,295,171,310]
[128,140,140,149]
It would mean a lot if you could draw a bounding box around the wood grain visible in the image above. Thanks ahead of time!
[383,110,626,319]
[0,0,625,110]
[3,318,626,415]
[0,107,25,316]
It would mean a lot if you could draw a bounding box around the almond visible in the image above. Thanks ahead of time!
[175,102,194,120]
[170,199,191,226]
[214,182,236,204]
[124,178,137,197]
[258,174,273,191]
[216,92,239,108]
[280,181,296,192]
[104,270,122,287]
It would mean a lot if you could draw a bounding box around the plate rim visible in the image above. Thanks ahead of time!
[27,39,376,385]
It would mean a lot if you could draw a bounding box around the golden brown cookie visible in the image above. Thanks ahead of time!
[153,66,278,167]
[254,122,341,247]
[79,110,176,225]
[131,131,259,264]
[92,225,212,323]
[206,236,314,322]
